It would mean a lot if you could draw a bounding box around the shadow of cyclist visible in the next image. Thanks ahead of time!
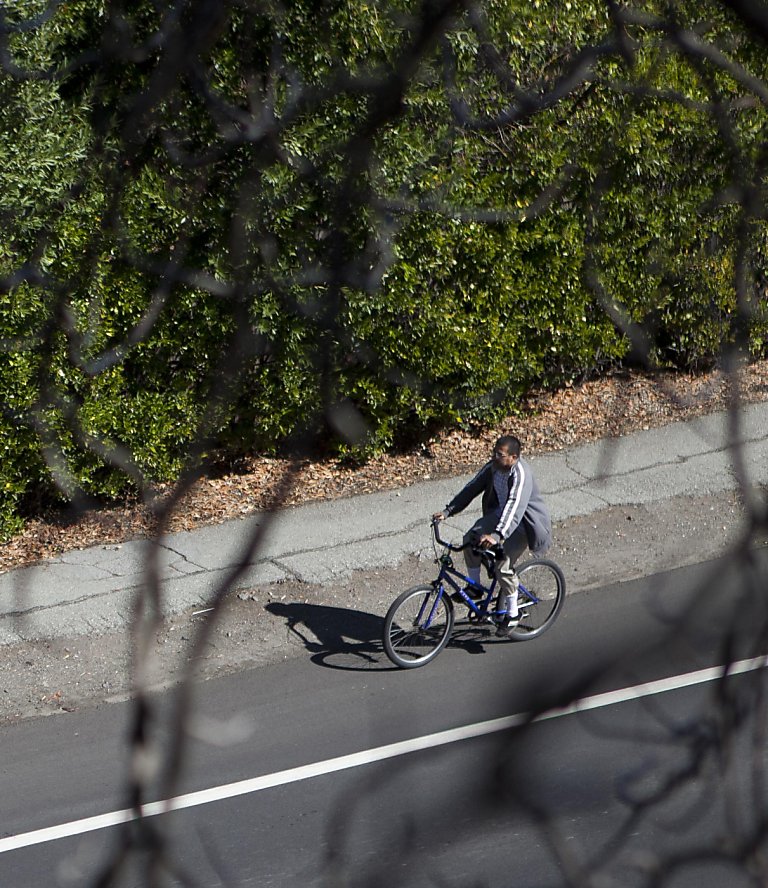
[265,602,394,671]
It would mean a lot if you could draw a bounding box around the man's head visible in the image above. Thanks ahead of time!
[492,435,521,470]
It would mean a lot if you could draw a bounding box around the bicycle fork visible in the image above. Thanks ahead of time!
[414,585,444,628]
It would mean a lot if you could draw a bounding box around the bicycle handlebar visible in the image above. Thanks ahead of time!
[430,517,503,558]
[431,517,465,551]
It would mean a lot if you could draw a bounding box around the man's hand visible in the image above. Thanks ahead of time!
[478,533,500,549]
[432,511,445,522]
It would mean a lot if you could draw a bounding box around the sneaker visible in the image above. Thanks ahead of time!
[495,616,520,637]
[451,585,483,604]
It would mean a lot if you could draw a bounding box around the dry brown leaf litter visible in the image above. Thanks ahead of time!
[3,363,768,574]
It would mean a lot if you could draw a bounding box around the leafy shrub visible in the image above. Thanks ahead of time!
[2,0,768,538]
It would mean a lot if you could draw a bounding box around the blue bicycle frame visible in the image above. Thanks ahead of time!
[383,522,566,668]
[432,521,541,621]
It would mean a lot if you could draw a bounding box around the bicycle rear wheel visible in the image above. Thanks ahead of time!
[383,584,454,668]
[507,559,565,641]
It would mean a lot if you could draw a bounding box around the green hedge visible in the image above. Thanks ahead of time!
[1,0,768,537]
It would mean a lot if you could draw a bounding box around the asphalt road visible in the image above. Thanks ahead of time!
[2,551,767,887]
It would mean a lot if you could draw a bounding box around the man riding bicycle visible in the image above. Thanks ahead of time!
[433,435,552,637]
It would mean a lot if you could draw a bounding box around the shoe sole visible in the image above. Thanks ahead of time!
[495,621,520,638]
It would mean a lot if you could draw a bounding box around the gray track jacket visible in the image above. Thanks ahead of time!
[444,457,552,554]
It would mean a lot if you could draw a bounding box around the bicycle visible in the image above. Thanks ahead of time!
[383,519,566,669]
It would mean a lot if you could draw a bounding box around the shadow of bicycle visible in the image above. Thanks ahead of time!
[266,602,502,671]
[265,602,397,671]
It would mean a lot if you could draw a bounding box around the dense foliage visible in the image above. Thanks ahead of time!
[1,0,768,537]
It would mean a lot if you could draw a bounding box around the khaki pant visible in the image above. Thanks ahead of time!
[463,514,529,618]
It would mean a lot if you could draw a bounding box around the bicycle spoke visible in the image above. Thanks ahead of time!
[383,585,454,667]
[506,560,565,641]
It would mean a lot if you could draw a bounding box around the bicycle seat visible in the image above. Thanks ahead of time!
[471,544,503,558]
[471,547,501,574]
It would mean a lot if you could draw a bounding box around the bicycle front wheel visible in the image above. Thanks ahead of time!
[507,559,565,641]
[383,584,454,668]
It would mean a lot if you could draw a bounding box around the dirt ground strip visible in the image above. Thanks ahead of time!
[0,489,757,725]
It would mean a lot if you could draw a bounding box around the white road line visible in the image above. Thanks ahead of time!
[1,655,766,855]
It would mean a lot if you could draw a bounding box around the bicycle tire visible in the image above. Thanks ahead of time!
[506,559,565,641]
[383,584,454,668]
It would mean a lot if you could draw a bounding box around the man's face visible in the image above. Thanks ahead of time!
[492,445,518,471]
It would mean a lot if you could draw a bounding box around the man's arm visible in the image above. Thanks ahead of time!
[440,462,491,518]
